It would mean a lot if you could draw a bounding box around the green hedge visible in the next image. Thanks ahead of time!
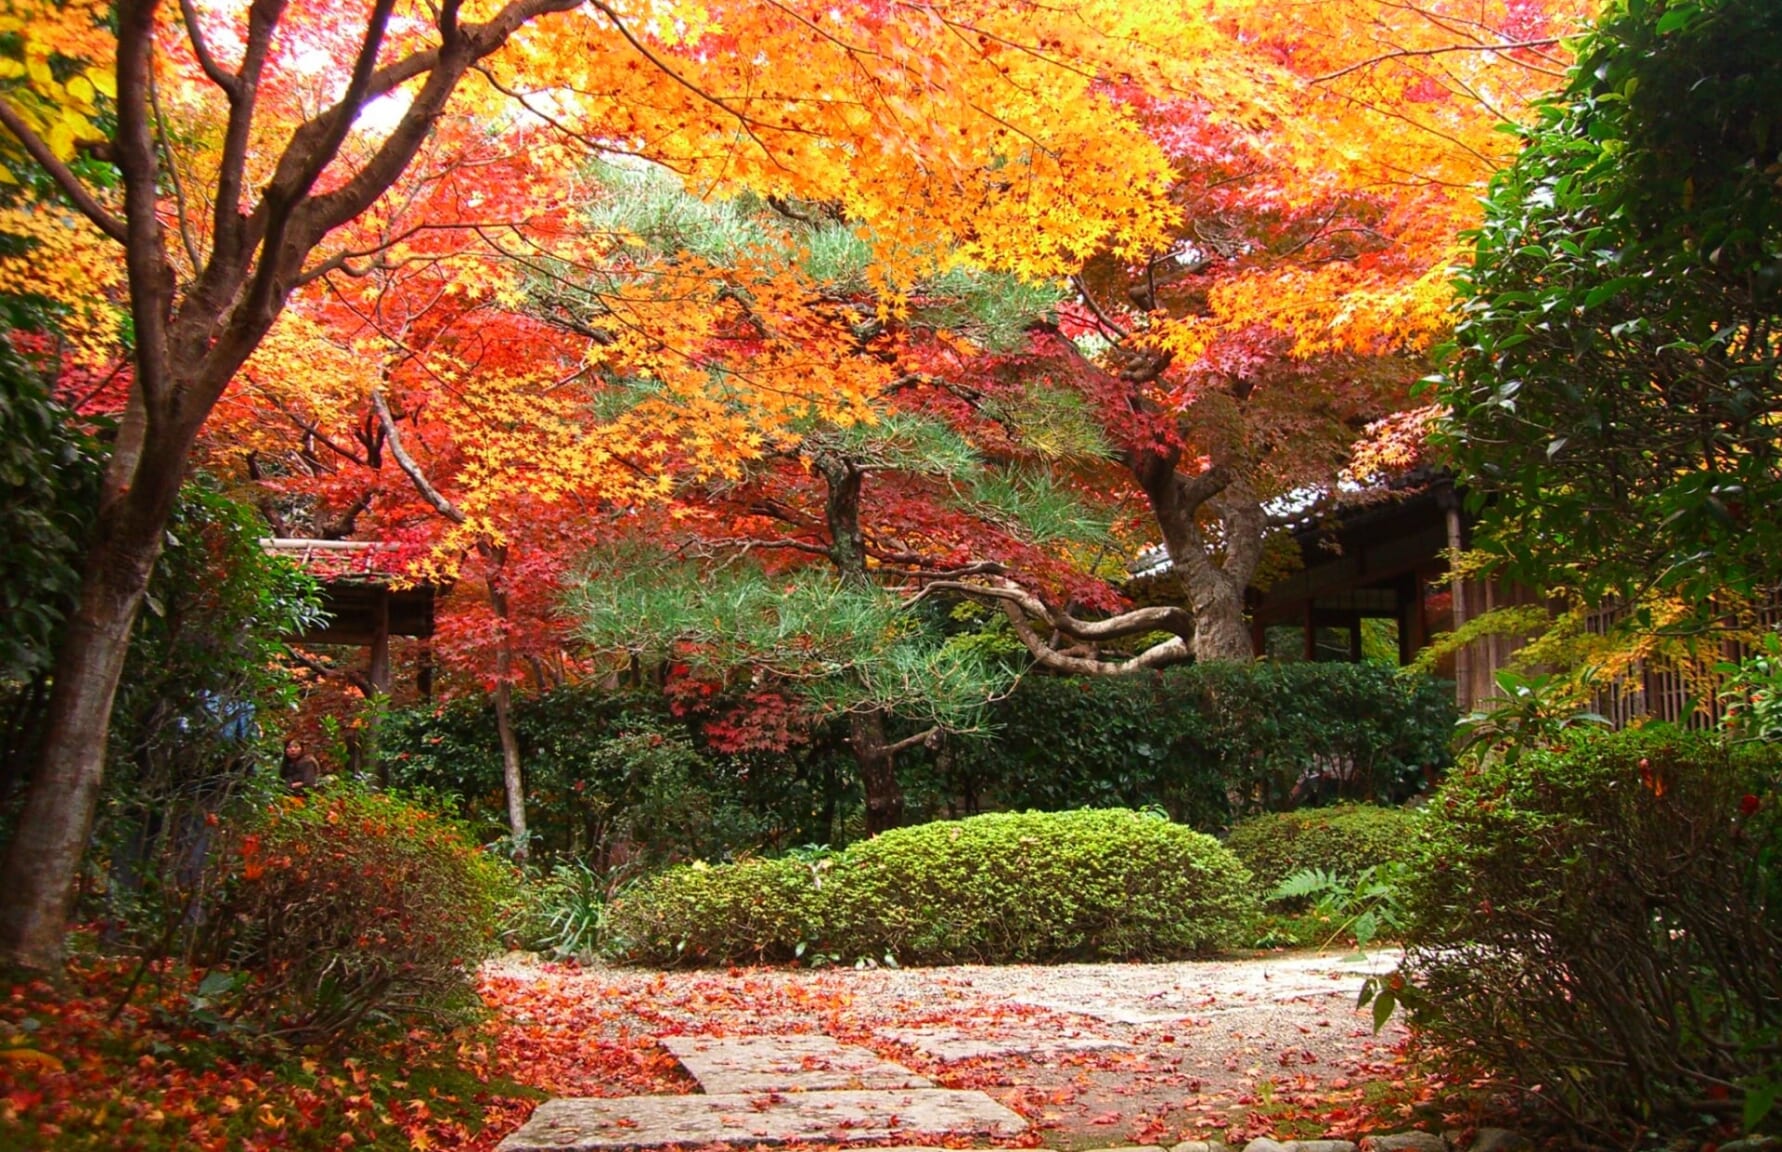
[1400,728,1782,1130]
[1225,803,1420,895]
[380,662,1456,865]
[925,663,1455,827]
[607,809,1257,966]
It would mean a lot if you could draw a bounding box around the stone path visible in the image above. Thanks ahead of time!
[498,1034,1026,1150]
[485,950,1415,1152]
[661,1035,933,1092]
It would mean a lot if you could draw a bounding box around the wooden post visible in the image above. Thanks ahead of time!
[367,589,390,784]
[368,588,391,696]
[416,640,433,701]
[1447,506,1470,711]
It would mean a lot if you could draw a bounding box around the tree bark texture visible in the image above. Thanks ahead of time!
[1132,448,1263,663]
[850,710,906,835]
[488,576,529,861]
[816,452,908,833]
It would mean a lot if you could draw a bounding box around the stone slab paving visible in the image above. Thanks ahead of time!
[1005,951,1399,1024]
[661,1034,933,1093]
[496,1088,1030,1151]
[879,1025,1130,1062]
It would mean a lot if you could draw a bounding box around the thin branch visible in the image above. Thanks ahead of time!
[371,387,466,524]
[883,726,941,757]
[285,644,375,697]
[148,68,204,269]
[1312,38,1564,84]
[175,0,240,97]
[0,96,127,242]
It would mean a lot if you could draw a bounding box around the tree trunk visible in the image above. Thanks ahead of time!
[487,572,528,862]
[0,446,186,968]
[1184,572,1253,662]
[492,677,527,861]
[850,710,905,836]
[815,453,909,835]
[1132,450,1262,664]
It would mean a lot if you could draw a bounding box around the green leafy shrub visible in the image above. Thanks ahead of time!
[1398,728,1782,1131]
[382,690,845,864]
[1269,861,1409,950]
[1225,804,1419,896]
[607,809,1256,966]
[199,782,518,1042]
[928,664,1454,827]
[606,855,826,966]
[823,809,1255,963]
[506,859,641,962]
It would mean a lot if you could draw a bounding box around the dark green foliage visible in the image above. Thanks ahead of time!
[926,663,1455,825]
[607,809,1258,967]
[0,337,102,686]
[197,781,518,1042]
[1439,0,1782,610]
[84,486,322,939]
[1226,803,1420,896]
[382,689,848,864]
[382,663,1454,865]
[1399,728,1782,1131]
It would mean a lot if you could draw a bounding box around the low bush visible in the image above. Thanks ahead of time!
[824,809,1255,963]
[1398,728,1782,1131]
[606,855,825,966]
[607,809,1257,966]
[198,782,518,1042]
[1225,803,1419,896]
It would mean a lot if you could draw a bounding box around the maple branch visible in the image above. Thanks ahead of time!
[259,394,372,467]
[285,644,375,697]
[114,0,177,433]
[584,0,790,165]
[1311,37,1563,84]
[175,0,239,97]
[210,0,287,257]
[1071,275,1131,341]
[372,388,467,525]
[295,253,387,287]
[148,69,204,270]
[233,0,397,337]
[0,97,127,243]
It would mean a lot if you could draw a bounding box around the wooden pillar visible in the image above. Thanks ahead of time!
[1304,599,1317,662]
[1447,505,1470,711]
[416,640,434,701]
[367,588,391,696]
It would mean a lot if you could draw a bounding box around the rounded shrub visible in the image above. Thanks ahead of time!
[1399,728,1782,1130]
[607,809,1256,966]
[822,809,1256,963]
[200,782,517,1041]
[1224,803,1419,895]
[606,856,825,966]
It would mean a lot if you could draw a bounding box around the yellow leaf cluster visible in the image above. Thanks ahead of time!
[0,0,114,167]
[0,203,123,363]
